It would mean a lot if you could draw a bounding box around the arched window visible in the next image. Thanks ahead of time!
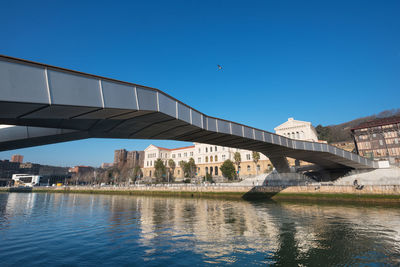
[210,156,213,162]
[257,165,260,172]
[210,147,213,152]
[247,165,251,171]
[206,147,208,153]
[149,170,152,177]
[215,166,218,176]
[205,167,208,174]
[296,132,300,139]
[215,155,218,162]
[205,156,208,163]
[210,167,213,174]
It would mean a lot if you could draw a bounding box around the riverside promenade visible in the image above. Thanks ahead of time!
[2,183,400,202]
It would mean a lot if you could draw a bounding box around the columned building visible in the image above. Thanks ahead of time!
[274,118,318,142]
[143,143,271,180]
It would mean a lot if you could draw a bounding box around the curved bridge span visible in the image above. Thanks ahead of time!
[0,55,377,172]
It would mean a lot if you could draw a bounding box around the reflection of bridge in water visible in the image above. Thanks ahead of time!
[0,55,377,174]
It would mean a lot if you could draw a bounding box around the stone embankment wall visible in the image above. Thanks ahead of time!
[1,184,399,196]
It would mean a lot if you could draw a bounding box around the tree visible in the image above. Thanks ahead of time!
[252,151,260,175]
[168,159,176,182]
[154,159,166,182]
[179,159,197,178]
[220,159,236,180]
[185,158,197,178]
[132,166,142,181]
[233,152,241,179]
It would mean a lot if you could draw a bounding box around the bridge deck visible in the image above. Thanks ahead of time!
[0,55,377,171]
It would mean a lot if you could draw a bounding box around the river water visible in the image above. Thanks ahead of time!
[0,193,399,266]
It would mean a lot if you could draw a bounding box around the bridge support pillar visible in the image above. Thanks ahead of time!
[268,156,290,173]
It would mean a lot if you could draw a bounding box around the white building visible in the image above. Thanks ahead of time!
[143,143,270,179]
[274,118,319,142]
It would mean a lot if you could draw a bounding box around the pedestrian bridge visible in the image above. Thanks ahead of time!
[0,55,377,173]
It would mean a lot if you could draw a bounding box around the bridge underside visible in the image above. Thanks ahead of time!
[0,55,377,173]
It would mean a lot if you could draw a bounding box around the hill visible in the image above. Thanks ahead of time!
[315,108,400,143]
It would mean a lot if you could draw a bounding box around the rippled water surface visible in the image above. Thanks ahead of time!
[0,193,400,266]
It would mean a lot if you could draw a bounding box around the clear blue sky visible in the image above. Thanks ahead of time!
[1,0,399,167]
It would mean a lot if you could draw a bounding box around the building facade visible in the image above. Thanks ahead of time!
[274,118,319,142]
[143,143,271,180]
[114,149,144,168]
[351,117,400,163]
[11,154,24,163]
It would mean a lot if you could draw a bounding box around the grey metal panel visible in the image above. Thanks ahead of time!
[27,127,60,138]
[48,70,102,107]
[191,110,202,128]
[344,151,352,160]
[287,139,293,148]
[231,123,242,136]
[202,116,207,129]
[314,143,322,151]
[328,145,335,153]
[264,132,273,143]
[177,103,190,123]
[101,80,137,110]
[243,127,253,139]
[305,142,313,150]
[0,126,28,142]
[207,118,217,131]
[272,135,280,144]
[217,120,230,134]
[0,60,49,104]
[158,93,176,117]
[295,140,304,150]
[254,130,263,141]
[136,87,157,111]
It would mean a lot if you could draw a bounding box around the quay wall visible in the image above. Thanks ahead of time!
[1,185,400,202]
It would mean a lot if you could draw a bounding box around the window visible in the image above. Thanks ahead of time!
[198,148,201,153]
[178,153,181,158]
[206,148,208,153]
[215,146,217,152]
[246,154,251,160]
[184,152,187,157]
[205,156,208,163]
[296,132,300,139]
[222,155,226,160]
[198,158,201,163]
[210,147,213,152]
[257,165,260,171]
[172,154,176,158]
[205,167,209,174]
[247,165,251,171]
[215,155,218,162]
[210,156,213,162]
[149,170,152,177]
[215,166,218,175]
[379,140,384,146]
[210,167,213,174]
[190,152,193,156]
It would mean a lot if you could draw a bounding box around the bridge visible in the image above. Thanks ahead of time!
[0,55,377,175]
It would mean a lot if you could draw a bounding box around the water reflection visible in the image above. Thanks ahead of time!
[0,193,399,266]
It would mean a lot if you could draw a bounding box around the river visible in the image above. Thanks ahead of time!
[0,193,399,266]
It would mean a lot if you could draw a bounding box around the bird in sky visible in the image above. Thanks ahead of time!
[217,64,223,70]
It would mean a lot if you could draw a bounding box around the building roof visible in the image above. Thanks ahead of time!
[149,145,195,151]
[274,118,312,131]
[351,116,400,131]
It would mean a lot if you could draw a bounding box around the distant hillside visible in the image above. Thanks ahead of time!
[315,108,400,143]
